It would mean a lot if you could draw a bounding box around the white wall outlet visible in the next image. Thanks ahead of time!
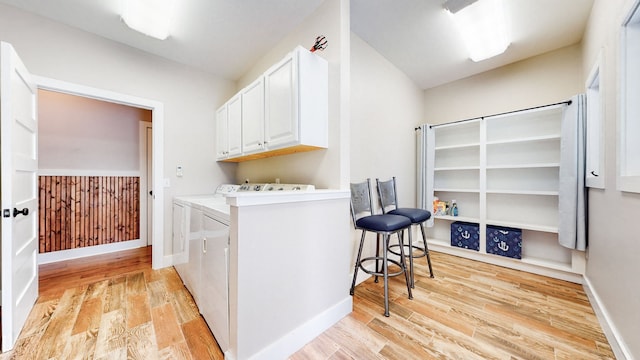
[176,165,183,177]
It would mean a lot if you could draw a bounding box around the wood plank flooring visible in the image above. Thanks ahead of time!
[1,246,614,359]
[3,247,222,360]
[293,252,615,360]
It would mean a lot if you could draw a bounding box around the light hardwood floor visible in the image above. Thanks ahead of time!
[4,246,222,360]
[2,246,614,359]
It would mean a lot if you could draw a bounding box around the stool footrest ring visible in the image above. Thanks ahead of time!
[358,256,406,278]
[388,243,428,258]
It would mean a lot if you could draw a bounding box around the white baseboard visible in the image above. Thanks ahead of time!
[428,242,584,283]
[37,239,147,265]
[583,275,632,360]
[230,296,352,360]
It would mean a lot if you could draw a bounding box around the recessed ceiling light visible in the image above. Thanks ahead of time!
[444,0,510,62]
[121,0,177,40]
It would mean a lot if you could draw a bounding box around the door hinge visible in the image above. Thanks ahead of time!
[3,209,10,218]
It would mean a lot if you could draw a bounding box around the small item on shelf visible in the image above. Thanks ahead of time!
[433,196,439,214]
[451,200,458,217]
[435,200,448,216]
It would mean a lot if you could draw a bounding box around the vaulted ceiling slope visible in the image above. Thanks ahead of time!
[350,0,595,89]
[0,0,594,89]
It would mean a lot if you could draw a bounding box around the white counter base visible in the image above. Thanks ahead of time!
[226,190,352,360]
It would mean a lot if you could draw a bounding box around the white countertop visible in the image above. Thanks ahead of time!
[225,189,349,207]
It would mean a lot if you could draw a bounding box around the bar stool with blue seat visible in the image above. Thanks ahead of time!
[350,179,413,317]
[376,176,434,287]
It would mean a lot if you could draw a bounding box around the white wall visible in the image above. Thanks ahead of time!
[234,0,348,190]
[582,0,640,357]
[0,3,236,258]
[423,44,583,124]
[350,33,425,207]
[39,90,148,172]
[349,32,425,273]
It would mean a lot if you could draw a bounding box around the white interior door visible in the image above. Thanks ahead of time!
[1,41,39,352]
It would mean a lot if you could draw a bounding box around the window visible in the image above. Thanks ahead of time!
[619,0,640,192]
[586,56,604,189]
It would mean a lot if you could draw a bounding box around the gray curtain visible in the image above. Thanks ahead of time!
[558,94,587,250]
[416,124,435,227]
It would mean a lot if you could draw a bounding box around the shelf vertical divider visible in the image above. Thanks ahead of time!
[479,118,487,254]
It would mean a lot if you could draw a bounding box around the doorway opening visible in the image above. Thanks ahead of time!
[35,76,165,269]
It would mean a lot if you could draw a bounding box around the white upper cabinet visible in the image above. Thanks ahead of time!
[216,46,328,162]
[215,106,229,160]
[227,94,242,157]
[265,54,298,149]
[241,77,265,154]
[216,94,243,160]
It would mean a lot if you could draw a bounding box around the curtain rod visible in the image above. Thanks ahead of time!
[413,99,572,131]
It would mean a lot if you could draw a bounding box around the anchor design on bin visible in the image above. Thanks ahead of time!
[461,230,470,239]
[498,241,509,251]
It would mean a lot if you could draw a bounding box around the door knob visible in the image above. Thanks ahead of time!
[13,207,29,217]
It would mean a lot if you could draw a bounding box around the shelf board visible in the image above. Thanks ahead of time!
[434,215,478,222]
[425,240,582,282]
[435,143,480,151]
[485,163,560,169]
[485,219,558,233]
[520,256,574,272]
[486,134,561,145]
[434,166,480,171]
[434,188,480,193]
[485,190,559,196]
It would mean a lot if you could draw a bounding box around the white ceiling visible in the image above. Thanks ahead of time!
[0,0,595,89]
[351,0,595,88]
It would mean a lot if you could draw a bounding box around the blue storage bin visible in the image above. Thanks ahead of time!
[450,222,480,251]
[486,225,522,259]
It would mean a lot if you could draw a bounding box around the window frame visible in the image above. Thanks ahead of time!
[586,53,605,189]
[618,0,640,193]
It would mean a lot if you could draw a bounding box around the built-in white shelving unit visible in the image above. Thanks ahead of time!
[427,106,586,283]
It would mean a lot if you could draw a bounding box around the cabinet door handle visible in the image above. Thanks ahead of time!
[591,170,599,177]
[13,207,29,217]
[203,238,207,253]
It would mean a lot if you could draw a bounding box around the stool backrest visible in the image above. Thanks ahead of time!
[350,179,375,227]
[376,177,399,213]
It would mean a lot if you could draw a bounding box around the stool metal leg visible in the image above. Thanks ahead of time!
[419,223,434,278]
[382,234,390,317]
[350,231,367,295]
[406,227,415,288]
[399,229,413,299]
[374,234,381,283]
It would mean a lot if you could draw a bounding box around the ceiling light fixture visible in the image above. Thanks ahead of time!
[443,0,510,62]
[121,0,177,40]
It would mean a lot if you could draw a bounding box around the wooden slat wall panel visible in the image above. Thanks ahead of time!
[38,176,140,253]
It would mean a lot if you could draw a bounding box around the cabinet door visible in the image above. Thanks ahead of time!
[172,203,187,266]
[242,77,265,154]
[184,206,203,306]
[215,105,228,159]
[265,53,298,149]
[227,94,242,157]
[200,214,230,352]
